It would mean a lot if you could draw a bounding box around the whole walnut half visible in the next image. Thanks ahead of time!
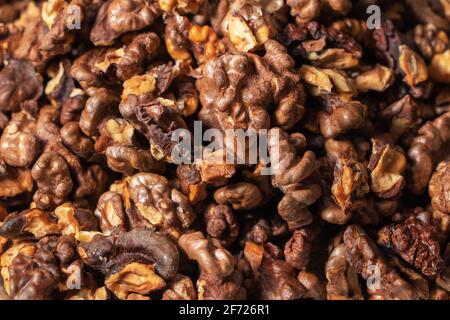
[90,0,161,46]
[31,152,73,210]
[0,60,43,112]
[196,40,305,131]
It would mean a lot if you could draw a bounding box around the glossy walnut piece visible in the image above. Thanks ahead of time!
[90,0,161,46]
[407,112,450,194]
[31,152,73,210]
[178,231,235,278]
[343,224,419,300]
[378,215,445,277]
[268,128,320,229]
[429,161,450,216]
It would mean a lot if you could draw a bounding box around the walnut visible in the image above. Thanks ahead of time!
[219,0,278,52]
[325,243,363,300]
[378,215,445,277]
[429,161,450,216]
[90,0,161,46]
[0,111,39,167]
[178,231,235,278]
[204,204,239,248]
[318,94,367,139]
[105,262,166,300]
[407,112,450,194]
[344,224,418,300]
[128,172,195,233]
[196,40,305,131]
[79,229,179,280]
[162,274,196,300]
[355,65,394,92]
[0,209,59,240]
[429,49,450,83]
[213,182,263,210]
[0,60,43,112]
[31,152,73,210]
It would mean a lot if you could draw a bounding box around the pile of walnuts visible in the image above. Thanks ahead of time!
[0,0,449,300]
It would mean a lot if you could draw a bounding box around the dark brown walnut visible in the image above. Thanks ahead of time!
[196,40,305,131]
[79,229,179,279]
[45,142,107,203]
[8,237,61,300]
[378,215,445,277]
[79,88,120,137]
[429,161,450,216]
[90,0,161,46]
[268,128,320,228]
[278,21,362,69]
[95,32,161,81]
[385,253,430,299]
[44,60,76,109]
[60,89,86,125]
[381,95,421,140]
[318,94,367,139]
[204,204,239,248]
[164,14,191,63]
[284,227,317,270]
[287,0,351,24]
[268,128,316,187]
[179,231,235,278]
[213,182,263,210]
[35,105,62,144]
[344,224,418,300]
[277,184,321,229]
[106,145,164,176]
[257,254,305,300]
[31,152,73,210]
[162,274,196,300]
[297,271,326,300]
[196,150,236,187]
[0,165,33,203]
[413,24,449,61]
[176,164,207,204]
[95,117,164,175]
[39,0,86,62]
[94,191,127,235]
[0,111,39,167]
[60,122,95,159]
[0,59,43,112]
[407,112,450,194]
[373,20,430,96]
[71,48,121,96]
[406,0,450,31]
[325,243,363,300]
[368,137,406,199]
[129,97,188,162]
[197,269,246,300]
[0,208,59,240]
[241,218,272,245]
